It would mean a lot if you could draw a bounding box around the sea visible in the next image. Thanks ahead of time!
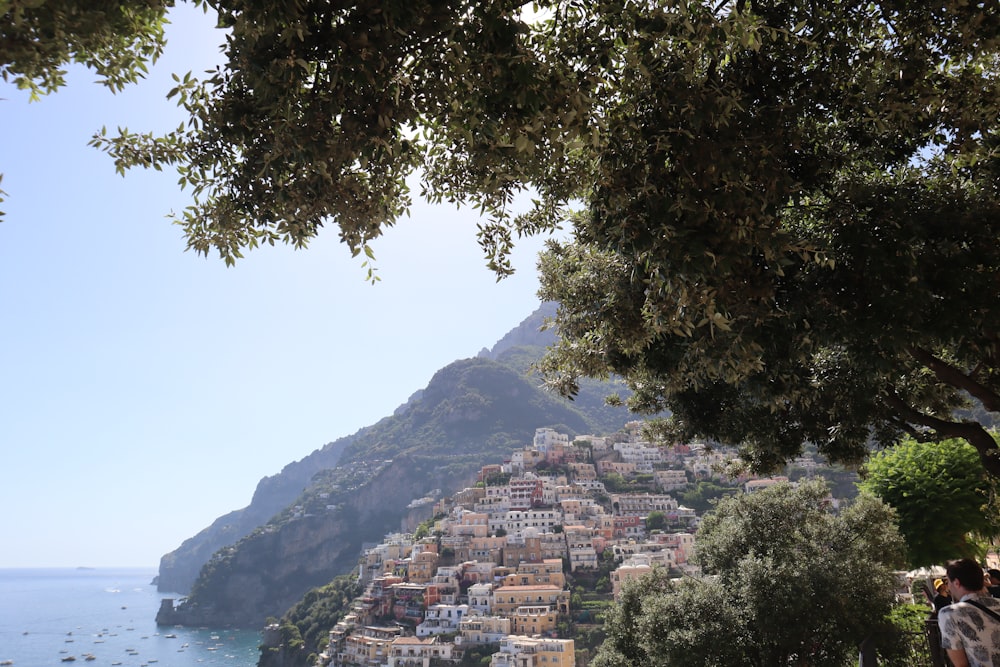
[0,568,260,667]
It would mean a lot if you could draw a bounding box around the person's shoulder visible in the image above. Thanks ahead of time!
[939,603,959,621]
[951,594,1000,616]
[979,594,1000,610]
[940,599,977,618]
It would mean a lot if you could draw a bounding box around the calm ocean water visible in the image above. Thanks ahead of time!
[0,568,260,667]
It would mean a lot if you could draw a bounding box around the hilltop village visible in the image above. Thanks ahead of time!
[268,423,842,667]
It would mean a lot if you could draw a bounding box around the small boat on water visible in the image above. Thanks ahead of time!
[60,657,76,662]
[1,659,14,665]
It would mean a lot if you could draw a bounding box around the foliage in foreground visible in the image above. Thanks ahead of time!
[859,437,1000,566]
[592,481,905,667]
[0,1,169,98]
[534,2,1000,480]
[8,1,1000,479]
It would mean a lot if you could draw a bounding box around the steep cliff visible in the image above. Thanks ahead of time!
[478,301,558,359]
[157,438,351,593]
[159,454,477,626]
[155,302,633,625]
[160,356,627,627]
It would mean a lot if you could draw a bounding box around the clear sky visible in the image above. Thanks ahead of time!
[0,5,557,568]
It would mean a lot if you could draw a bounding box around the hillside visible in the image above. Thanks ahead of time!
[154,303,633,625]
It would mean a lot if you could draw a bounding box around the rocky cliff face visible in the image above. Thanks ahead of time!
[158,455,463,627]
[478,301,558,359]
[157,438,350,594]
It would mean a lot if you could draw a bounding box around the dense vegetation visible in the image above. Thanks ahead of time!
[259,574,362,667]
[860,437,1000,566]
[593,481,905,667]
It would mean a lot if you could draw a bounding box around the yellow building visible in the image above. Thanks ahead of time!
[407,551,439,584]
[491,584,570,616]
[510,605,558,636]
[338,626,401,666]
[500,559,566,589]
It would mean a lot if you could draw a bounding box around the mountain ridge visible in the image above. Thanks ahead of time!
[156,302,630,610]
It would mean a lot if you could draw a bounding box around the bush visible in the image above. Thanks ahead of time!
[875,604,935,667]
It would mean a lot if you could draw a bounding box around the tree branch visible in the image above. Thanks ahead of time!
[907,345,1000,413]
[883,389,1000,478]
[886,416,931,443]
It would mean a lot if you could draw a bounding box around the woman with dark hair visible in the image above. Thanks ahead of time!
[986,569,1000,598]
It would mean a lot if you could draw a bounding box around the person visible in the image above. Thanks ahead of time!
[933,577,953,615]
[987,569,1000,598]
[938,558,1000,667]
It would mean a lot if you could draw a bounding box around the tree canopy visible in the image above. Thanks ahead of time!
[1,0,172,211]
[1,1,169,97]
[593,480,905,667]
[14,1,999,474]
[533,1,1000,478]
[859,437,1000,567]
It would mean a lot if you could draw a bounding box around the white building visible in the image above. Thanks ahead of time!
[489,636,576,667]
[610,493,678,516]
[565,527,599,572]
[468,582,494,615]
[415,604,470,637]
[493,508,564,537]
[654,469,689,491]
[456,614,511,645]
[534,428,570,453]
[387,636,454,667]
[745,476,790,494]
[613,442,665,468]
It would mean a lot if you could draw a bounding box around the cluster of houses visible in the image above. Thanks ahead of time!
[312,424,799,667]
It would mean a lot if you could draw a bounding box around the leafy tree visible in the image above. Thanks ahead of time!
[57,2,999,475]
[644,510,666,531]
[678,481,740,514]
[876,604,937,667]
[531,3,1000,480]
[602,472,628,493]
[266,573,361,667]
[1,1,169,97]
[0,0,171,211]
[859,437,1000,566]
[593,480,905,667]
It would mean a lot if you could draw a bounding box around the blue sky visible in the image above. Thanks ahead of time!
[0,5,557,568]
